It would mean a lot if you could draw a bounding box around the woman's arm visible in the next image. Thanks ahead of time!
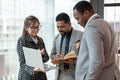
[17,37,34,75]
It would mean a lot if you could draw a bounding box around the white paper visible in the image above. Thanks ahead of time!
[23,47,44,71]
[44,64,59,71]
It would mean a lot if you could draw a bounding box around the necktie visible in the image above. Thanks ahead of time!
[60,35,70,71]
[60,29,72,72]
[64,35,70,71]
[60,35,65,53]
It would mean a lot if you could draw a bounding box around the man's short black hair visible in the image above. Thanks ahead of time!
[56,12,70,23]
[73,1,94,14]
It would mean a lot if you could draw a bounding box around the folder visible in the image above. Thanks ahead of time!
[23,47,59,71]
[23,47,44,71]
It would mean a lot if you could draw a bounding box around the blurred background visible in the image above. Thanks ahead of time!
[0,0,120,80]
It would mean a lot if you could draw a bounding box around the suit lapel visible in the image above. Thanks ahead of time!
[69,30,75,51]
[57,35,62,54]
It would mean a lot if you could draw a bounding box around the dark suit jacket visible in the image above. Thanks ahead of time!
[17,34,49,80]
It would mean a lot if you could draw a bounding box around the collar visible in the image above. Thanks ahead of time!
[85,13,98,27]
[31,36,38,44]
[23,34,38,42]
[66,27,73,38]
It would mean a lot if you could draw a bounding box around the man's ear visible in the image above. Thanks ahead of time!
[68,22,71,26]
[83,10,90,18]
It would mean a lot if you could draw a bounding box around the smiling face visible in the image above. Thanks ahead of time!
[73,9,88,28]
[26,21,40,38]
[56,20,71,35]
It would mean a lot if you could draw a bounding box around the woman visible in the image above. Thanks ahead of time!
[17,15,49,80]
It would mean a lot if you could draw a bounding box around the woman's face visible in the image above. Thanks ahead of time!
[26,22,40,37]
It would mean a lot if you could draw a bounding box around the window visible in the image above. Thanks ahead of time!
[0,0,54,79]
[104,0,120,52]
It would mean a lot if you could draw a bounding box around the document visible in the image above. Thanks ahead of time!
[23,47,44,71]
[44,64,59,71]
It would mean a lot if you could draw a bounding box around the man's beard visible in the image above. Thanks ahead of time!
[60,32,66,36]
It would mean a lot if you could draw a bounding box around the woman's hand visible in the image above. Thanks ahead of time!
[40,48,45,55]
[34,68,46,73]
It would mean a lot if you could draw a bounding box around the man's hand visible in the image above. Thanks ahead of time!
[55,54,63,59]
[64,59,75,64]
